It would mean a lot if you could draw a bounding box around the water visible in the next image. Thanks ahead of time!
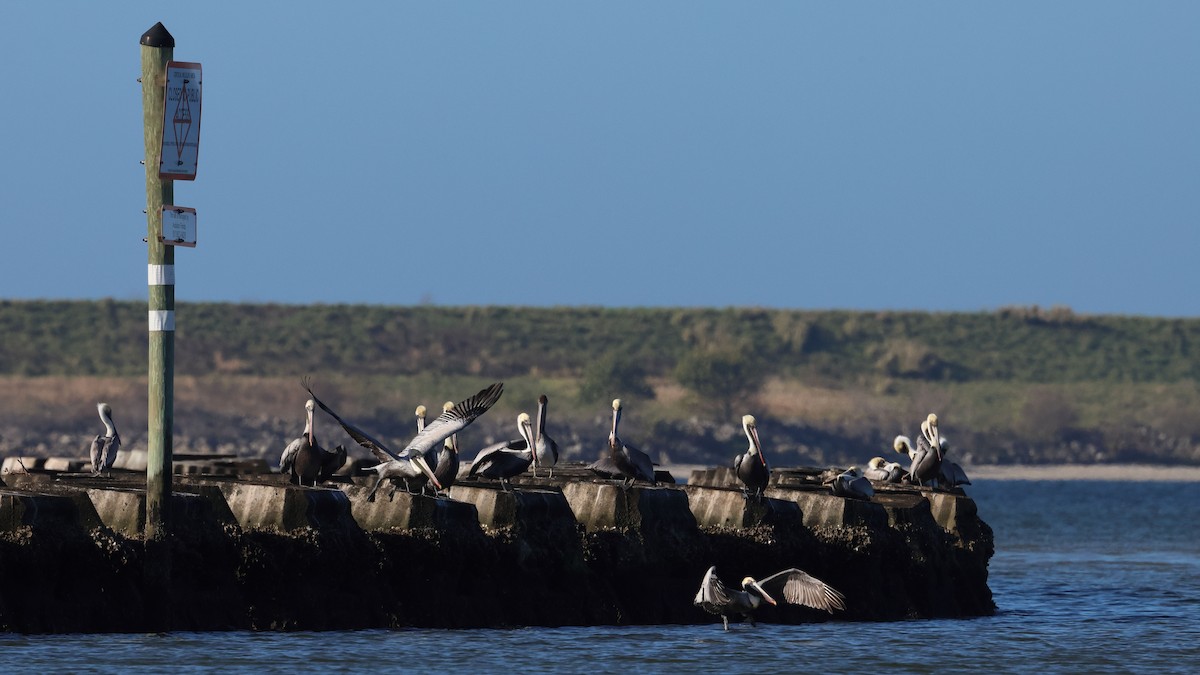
[1,480,1197,674]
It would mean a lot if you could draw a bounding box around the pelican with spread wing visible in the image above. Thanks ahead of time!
[694,565,845,630]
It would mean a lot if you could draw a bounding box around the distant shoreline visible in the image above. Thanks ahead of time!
[666,463,1200,483]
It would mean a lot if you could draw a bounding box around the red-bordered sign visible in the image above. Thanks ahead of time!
[160,61,203,180]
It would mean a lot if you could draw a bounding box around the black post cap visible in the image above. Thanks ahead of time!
[140,22,175,48]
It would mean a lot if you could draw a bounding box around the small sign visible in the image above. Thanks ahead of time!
[160,206,197,247]
[160,61,203,180]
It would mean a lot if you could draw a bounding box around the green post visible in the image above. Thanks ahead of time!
[141,22,175,541]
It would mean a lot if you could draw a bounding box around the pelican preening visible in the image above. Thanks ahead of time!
[907,413,944,487]
[605,399,656,487]
[693,565,846,630]
[304,381,504,501]
[733,414,769,498]
[828,467,874,500]
[531,394,560,478]
[89,402,121,477]
[468,412,535,490]
[864,456,907,484]
[279,399,325,486]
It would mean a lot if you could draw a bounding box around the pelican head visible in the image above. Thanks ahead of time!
[894,435,912,454]
[742,414,764,464]
[304,399,316,444]
[741,577,777,605]
[868,456,886,469]
[443,401,457,451]
[612,398,622,412]
[927,413,939,427]
[442,401,454,413]
[610,399,623,447]
[416,404,427,418]
[97,402,113,418]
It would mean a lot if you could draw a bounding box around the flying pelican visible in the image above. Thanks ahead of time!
[305,381,504,501]
[864,456,907,483]
[468,412,535,491]
[89,402,121,477]
[828,467,874,500]
[693,565,845,631]
[936,436,972,487]
[432,401,461,491]
[607,399,656,487]
[531,394,560,478]
[732,414,769,498]
[279,399,325,486]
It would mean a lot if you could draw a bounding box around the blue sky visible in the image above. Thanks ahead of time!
[2,3,1197,316]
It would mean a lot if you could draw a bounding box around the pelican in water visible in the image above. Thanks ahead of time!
[279,399,326,486]
[305,381,504,501]
[468,412,535,491]
[693,565,845,630]
[89,402,121,477]
[733,414,769,498]
[828,467,874,500]
[864,456,907,483]
[606,398,656,487]
[531,394,560,478]
[936,436,972,487]
[432,401,461,491]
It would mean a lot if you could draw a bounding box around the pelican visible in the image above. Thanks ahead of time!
[607,399,656,487]
[415,404,427,433]
[305,381,504,501]
[908,413,944,487]
[317,444,348,482]
[864,456,907,483]
[432,401,461,491]
[468,412,535,491]
[936,436,971,487]
[693,565,845,630]
[531,394,560,478]
[279,399,325,486]
[732,414,769,498]
[828,467,874,500]
[89,402,121,477]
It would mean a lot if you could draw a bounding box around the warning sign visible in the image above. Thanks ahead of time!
[160,61,203,180]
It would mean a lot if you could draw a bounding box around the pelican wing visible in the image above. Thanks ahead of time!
[304,383,401,462]
[403,382,504,458]
[468,438,530,476]
[89,435,107,474]
[757,568,846,613]
[279,436,304,473]
[586,454,621,478]
[693,566,733,613]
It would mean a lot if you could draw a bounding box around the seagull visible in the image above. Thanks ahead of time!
[468,412,535,491]
[89,402,121,477]
[693,565,845,630]
[606,398,656,487]
[304,380,504,501]
[733,414,769,498]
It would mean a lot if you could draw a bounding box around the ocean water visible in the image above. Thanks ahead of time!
[1,480,1197,674]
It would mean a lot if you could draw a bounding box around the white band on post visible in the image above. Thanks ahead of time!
[148,264,176,286]
[149,310,175,332]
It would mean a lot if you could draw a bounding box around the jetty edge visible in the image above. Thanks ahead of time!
[0,460,993,632]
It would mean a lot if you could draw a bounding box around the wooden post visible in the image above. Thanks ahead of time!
[141,22,174,540]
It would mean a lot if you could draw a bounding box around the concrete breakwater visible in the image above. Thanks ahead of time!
[0,462,993,633]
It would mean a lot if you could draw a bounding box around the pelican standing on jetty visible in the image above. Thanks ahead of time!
[305,381,504,501]
[733,414,769,498]
[694,565,846,630]
[908,413,944,486]
[432,401,461,491]
[468,412,535,490]
[279,399,325,486]
[606,398,656,487]
[532,394,560,478]
[936,436,972,487]
[89,402,121,477]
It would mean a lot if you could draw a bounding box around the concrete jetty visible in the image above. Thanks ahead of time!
[0,458,994,632]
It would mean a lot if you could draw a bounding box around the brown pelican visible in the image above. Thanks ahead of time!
[936,436,971,487]
[468,412,535,491]
[432,401,460,491]
[607,399,656,487]
[531,394,560,478]
[733,414,769,498]
[89,402,121,477]
[305,381,504,501]
[908,413,944,487]
[317,444,348,482]
[279,399,325,486]
[864,456,907,483]
[693,565,845,630]
[828,467,874,500]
